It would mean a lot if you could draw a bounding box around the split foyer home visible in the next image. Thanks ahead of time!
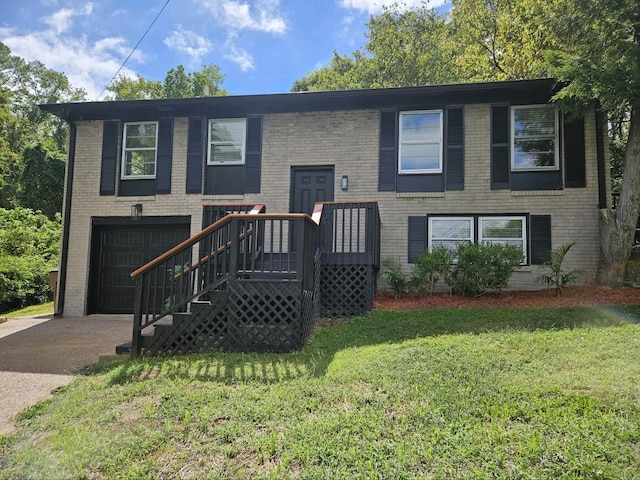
[40,78,609,356]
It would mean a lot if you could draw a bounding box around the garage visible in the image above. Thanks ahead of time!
[87,217,190,314]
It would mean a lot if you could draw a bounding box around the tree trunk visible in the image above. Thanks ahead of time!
[597,107,640,286]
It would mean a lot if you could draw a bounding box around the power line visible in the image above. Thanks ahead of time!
[96,0,171,100]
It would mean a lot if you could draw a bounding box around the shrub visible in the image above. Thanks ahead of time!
[446,243,523,297]
[536,242,584,296]
[381,257,408,299]
[410,246,454,295]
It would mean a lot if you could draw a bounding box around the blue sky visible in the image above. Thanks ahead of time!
[1,0,449,100]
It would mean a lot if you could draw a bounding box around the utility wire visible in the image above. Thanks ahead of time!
[96,0,171,100]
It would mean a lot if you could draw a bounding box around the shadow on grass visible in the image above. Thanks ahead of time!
[97,304,640,386]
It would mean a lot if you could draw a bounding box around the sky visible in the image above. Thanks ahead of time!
[1,0,449,100]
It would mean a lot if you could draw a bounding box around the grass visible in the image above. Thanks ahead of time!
[1,305,640,479]
[1,301,54,318]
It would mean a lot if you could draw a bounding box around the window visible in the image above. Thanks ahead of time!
[428,217,473,252]
[427,216,527,262]
[208,118,246,165]
[399,110,443,174]
[122,122,158,179]
[479,216,526,262]
[511,105,558,171]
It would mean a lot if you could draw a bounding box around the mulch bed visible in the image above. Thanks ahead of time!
[374,285,640,311]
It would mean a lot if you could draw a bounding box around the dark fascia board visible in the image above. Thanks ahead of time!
[40,78,563,122]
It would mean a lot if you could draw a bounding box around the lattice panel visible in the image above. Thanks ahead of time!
[321,265,375,317]
[145,296,229,356]
[227,280,303,352]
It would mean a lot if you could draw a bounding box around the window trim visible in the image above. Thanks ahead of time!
[121,121,158,180]
[510,104,559,172]
[428,216,474,251]
[207,118,247,166]
[398,110,443,175]
[479,216,527,264]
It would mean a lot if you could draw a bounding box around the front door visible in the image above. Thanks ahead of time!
[290,166,335,215]
[290,167,334,251]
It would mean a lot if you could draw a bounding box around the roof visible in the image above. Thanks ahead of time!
[40,78,562,122]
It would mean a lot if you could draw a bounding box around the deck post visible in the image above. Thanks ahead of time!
[131,276,143,359]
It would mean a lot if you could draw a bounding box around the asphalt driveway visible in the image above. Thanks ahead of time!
[0,314,131,434]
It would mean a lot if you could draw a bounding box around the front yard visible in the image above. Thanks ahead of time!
[1,303,639,479]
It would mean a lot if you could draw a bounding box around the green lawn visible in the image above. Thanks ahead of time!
[1,301,54,318]
[2,305,640,479]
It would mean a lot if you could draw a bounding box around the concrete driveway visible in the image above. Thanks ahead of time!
[0,314,132,434]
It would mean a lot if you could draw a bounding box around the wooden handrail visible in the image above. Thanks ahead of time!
[131,210,315,279]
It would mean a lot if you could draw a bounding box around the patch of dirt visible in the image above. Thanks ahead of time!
[374,285,640,311]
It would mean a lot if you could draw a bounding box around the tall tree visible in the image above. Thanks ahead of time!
[106,64,228,100]
[16,143,65,220]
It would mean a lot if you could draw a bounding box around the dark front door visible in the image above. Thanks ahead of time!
[290,167,334,252]
[290,167,335,215]
[88,223,190,314]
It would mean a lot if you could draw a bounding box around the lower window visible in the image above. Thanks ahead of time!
[429,215,527,263]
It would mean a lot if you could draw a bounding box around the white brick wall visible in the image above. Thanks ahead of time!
[61,106,604,315]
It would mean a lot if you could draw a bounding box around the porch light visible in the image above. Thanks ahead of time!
[131,203,143,221]
[341,175,349,191]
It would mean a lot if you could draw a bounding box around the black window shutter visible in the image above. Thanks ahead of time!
[379,109,397,191]
[564,117,586,188]
[446,107,464,190]
[491,105,510,189]
[155,119,173,194]
[530,215,552,265]
[100,121,119,195]
[408,216,428,263]
[245,115,262,193]
[186,117,204,194]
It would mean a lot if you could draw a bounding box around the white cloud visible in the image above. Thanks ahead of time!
[1,4,139,100]
[339,0,448,14]
[41,3,93,34]
[224,44,254,71]
[201,0,287,34]
[163,28,213,65]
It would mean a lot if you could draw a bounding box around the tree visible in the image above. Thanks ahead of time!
[16,143,65,220]
[106,64,228,100]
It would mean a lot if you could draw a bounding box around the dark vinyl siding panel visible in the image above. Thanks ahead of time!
[155,118,173,194]
[379,109,397,191]
[186,117,204,194]
[564,117,586,188]
[245,115,262,193]
[408,216,428,263]
[491,105,510,189]
[100,121,120,195]
[446,106,464,190]
[530,215,552,265]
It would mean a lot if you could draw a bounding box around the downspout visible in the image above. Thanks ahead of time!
[54,120,76,317]
[595,110,608,209]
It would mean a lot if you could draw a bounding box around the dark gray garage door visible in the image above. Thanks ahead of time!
[88,223,190,314]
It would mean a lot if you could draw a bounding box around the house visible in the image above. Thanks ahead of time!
[40,78,608,355]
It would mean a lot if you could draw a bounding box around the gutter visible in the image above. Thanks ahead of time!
[54,120,76,316]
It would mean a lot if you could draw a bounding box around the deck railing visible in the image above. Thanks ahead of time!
[314,201,380,267]
[129,206,319,357]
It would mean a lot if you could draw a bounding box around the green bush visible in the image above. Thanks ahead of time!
[0,207,60,312]
[536,242,584,296]
[410,246,454,295]
[381,257,408,299]
[446,243,523,297]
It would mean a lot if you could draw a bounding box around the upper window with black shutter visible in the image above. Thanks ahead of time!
[208,118,246,165]
[511,105,559,171]
[399,110,443,174]
[121,122,158,179]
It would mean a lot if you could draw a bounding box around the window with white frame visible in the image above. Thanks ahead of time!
[122,122,158,178]
[511,105,559,171]
[427,215,527,262]
[208,118,246,165]
[428,217,473,252]
[399,110,443,174]
[479,216,527,263]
